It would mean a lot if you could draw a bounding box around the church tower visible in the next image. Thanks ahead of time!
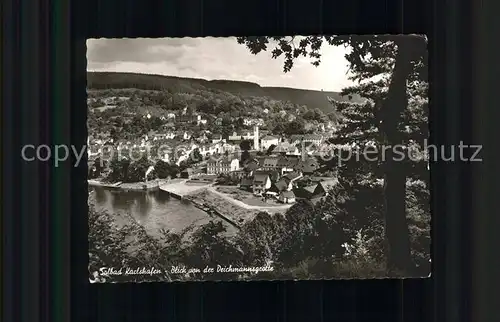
[253,125,259,151]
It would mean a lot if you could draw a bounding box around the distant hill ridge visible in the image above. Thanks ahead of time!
[87,72,364,114]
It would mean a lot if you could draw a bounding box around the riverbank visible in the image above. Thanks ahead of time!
[186,190,262,227]
[187,197,243,229]
[88,178,171,191]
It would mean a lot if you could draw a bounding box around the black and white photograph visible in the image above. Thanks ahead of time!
[87,35,430,283]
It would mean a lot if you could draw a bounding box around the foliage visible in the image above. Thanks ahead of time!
[236,35,429,274]
[239,140,252,151]
[87,69,365,142]
[216,174,240,186]
[105,156,130,183]
[266,144,277,155]
[87,71,362,115]
[127,156,155,183]
[155,159,179,179]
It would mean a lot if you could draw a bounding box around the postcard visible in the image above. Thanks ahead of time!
[86,35,430,282]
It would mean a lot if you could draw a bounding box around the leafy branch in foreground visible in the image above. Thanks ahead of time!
[237,35,428,273]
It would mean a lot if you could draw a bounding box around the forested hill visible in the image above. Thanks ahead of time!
[87,72,363,113]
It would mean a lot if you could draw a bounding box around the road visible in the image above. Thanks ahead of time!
[206,187,293,211]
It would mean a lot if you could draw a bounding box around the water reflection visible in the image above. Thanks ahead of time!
[134,192,153,217]
[89,187,237,237]
[94,187,106,204]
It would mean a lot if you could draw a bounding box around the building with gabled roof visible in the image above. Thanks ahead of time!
[279,190,296,204]
[252,172,272,195]
[206,157,240,175]
[260,135,280,151]
[239,177,254,191]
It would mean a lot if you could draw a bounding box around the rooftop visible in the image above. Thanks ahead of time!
[253,172,270,183]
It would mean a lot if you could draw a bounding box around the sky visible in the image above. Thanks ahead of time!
[87,37,355,92]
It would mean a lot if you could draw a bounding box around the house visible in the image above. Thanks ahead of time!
[243,118,253,126]
[293,184,318,199]
[268,170,281,182]
[303,134,324,145]
[295,157,320,174]
[197,132,209,143]
[279,191,296,204]
[152,132,176,141]
[194,115,207,125]
[229,169,247,180]
[302,141,320,155]
[274,142,298,155]
[259,129,270,137]
[243,159,260,176]
[277,157,298,175]
[239,178,253,191]
[228,131,243,141]
[228,130,255,142]
[211,142,224,155]
[283,171,303,183]
[160,149,173,163]
[243,118,264,126]
[289,135,304,145]
[268,178,292,195]
[252,172,272,195]
[260,135,280,151]
[206,157,240,175]
[178,113,198,124]
[260,157,279,171]
[198,144,213,157]
[183,132,192,140]
[180,168,194,179]
[221,142,237,154]
[211,134,224,144]
[312,178,339,197]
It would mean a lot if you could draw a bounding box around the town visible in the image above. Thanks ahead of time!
[87,93,343,208]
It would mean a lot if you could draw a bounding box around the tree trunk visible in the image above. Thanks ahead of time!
[379,38,423,274]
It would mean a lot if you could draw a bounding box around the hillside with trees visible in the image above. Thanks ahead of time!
[87,71,364,114]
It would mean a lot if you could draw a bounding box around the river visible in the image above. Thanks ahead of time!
[89,186,238,238]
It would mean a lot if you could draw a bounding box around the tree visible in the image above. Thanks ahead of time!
[239,139,252,163]
[237,35,428,273]
[93,157,105,175]
[239,140,252,151]
[190,148,203,163]
[127,156,154,183]
[272,122,286,135]
[155,160,171,179]
[186,221,243,280]
[266,144,277,155]
[107,156,130,182]
[236,117,245,129]
[284,119,306,135]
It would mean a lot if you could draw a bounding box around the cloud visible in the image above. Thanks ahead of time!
[86,38,196,68]
[87,37,354,92]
